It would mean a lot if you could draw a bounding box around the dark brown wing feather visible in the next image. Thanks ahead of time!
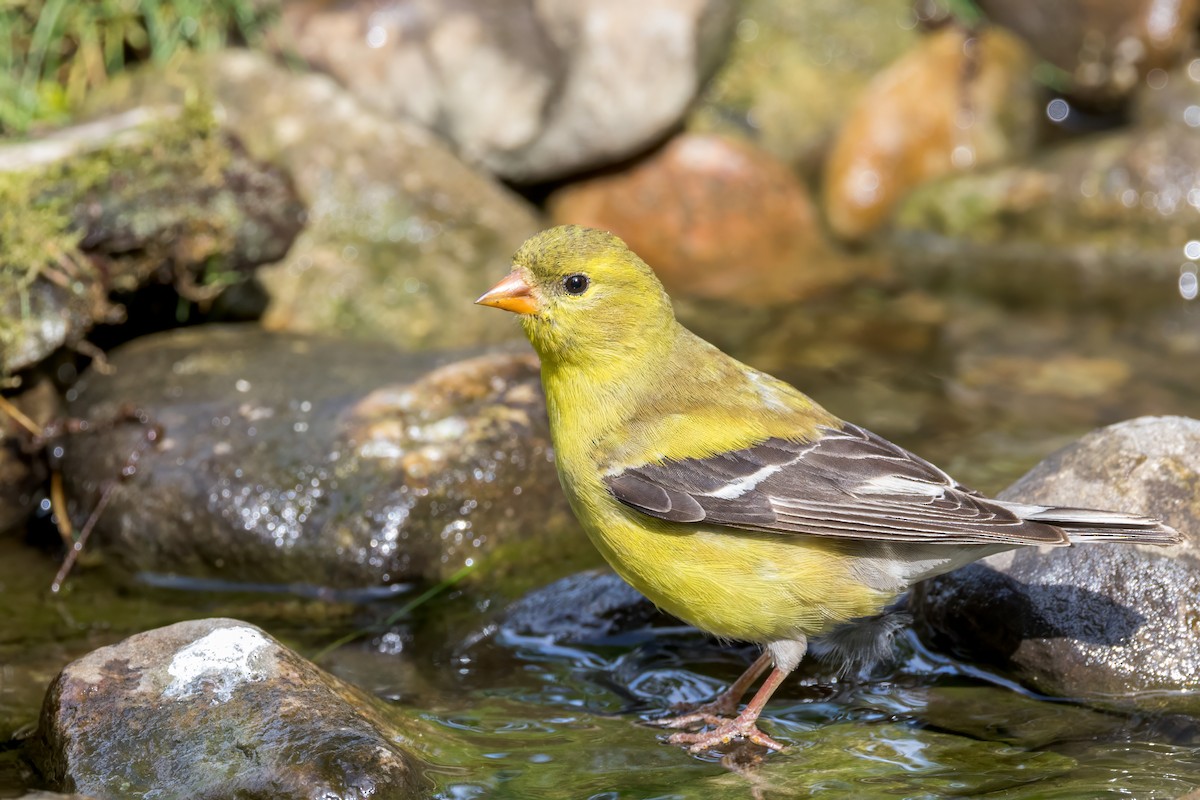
[604,423,1069,546]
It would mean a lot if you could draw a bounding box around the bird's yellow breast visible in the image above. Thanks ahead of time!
[562,468,890,643]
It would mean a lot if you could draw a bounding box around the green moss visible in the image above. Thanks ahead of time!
[0,94,229,370]
[0,0,277,134]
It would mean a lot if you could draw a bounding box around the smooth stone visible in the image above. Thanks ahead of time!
[31,618,428,799]
[276,0,738,182]
[913,416,1200,712]
[59,326,590,594]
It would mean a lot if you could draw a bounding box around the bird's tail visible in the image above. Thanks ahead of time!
[997,501,1182,545]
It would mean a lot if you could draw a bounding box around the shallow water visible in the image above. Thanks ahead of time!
[2,279,1199,797]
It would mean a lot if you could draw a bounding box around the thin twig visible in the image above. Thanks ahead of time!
[50,470,74,549]
[0,393,44,438]
[50,413,161,593]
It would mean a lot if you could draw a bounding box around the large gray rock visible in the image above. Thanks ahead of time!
[32,618,428,799]
[914,416,1200,712]
[60,326,591,594]
[277,0,738,182]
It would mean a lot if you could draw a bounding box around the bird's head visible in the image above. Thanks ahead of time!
[476,226,676,366]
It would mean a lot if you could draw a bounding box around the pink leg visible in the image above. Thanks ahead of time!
[651,651,772,729]
[666,666,790,753]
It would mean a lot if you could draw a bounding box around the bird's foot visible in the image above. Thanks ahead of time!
[664,714,785,754]
[648,696,741,730]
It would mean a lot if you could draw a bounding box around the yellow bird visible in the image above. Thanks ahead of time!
[476,225,1180,753]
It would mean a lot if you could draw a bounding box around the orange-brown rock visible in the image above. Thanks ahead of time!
[549,133,863,305]
[823,26,1036,243]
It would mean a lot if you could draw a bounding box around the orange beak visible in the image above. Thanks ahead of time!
[475,270,539,315]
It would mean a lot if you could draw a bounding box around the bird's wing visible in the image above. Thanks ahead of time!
[604,423,1068,546]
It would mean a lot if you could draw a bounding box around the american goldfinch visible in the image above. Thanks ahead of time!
[476,225,1180,753]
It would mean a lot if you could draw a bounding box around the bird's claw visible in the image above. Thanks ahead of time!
[664,716,785,754]
[647,711,729,730]
[648,696,739,729]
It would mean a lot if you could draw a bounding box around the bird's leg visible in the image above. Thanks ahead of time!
[666,665,790,753]
[651,651,772,729]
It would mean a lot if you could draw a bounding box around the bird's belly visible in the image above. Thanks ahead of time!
[581,507,893,644]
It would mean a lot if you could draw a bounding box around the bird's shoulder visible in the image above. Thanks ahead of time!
[596,349,837,474]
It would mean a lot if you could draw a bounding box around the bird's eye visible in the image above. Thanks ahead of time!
[563,273,590,295]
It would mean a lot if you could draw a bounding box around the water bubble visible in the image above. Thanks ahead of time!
[1046,98,1070,123]
[736,19,758,42]
[850,169,881,204]
[1184,106,1200,128]
[1146,68,1168,90]
[1185,241,1200,260]
[951,145,975,169]
[1181,271,1199,300]
[366,25,387,48]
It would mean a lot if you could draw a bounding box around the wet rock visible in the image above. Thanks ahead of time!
[549,134,877,305]
[32,618,429,799]
[94,50,541,351]
[499,569,667,643]
[823,26,1037,242]
[277,0,737,183]
[893,109,1200,308]
[977,0,1200,106]
[913,416,1200,713]
[0,106,303,375]
[59,326,590,593]
[688,0,920,174]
